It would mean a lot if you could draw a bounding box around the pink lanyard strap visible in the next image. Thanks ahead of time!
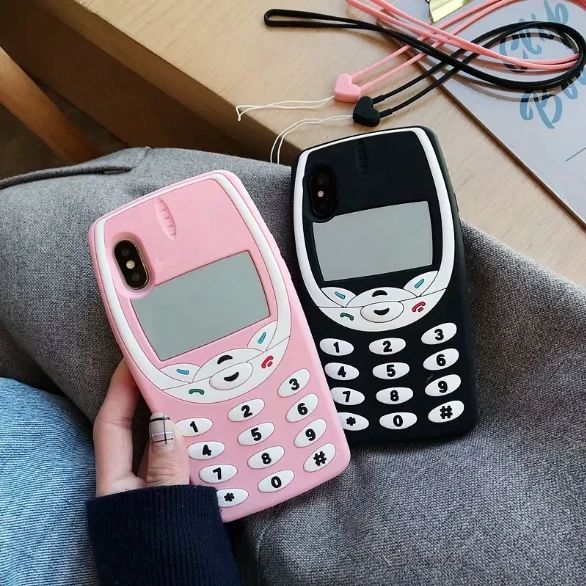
[335,0,583,102]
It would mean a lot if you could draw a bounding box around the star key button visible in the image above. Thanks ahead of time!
[338,412,369,431]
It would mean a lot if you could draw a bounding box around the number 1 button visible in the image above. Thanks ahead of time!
[324,363,359,381]
[319,339,354,356]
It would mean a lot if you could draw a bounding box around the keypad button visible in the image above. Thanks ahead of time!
[324,362,359,381]
[237,422,275,446]
[338,412,369,431]
[423,349,459,371]
[247,446,285,469]
[278,369,310,397]
[294,418,327,447]
[425,374,462,397]
[199,464,237,484]
[428,400,465,423]
[217,488,248,508]
[303,443,336,472]
[331,387,365,406]
[379,412,417,430]
[286,394,319,423]
[360,302,403,323]
[372,362,410,380]
[322,287,356,306]
[195,349,260,380]
[187,441,225,460]
[209,363,253,390]
[162,363,198,382]
[376,387,413,405]
[403,271,438,296]
[422,323,457,345]
[227,398,265,422]
[258,470,295,493]
[176,417,212,437]
[319,338,354,356]
[248,321,277,351]
[348,287,414,306]
[369,337,406,356]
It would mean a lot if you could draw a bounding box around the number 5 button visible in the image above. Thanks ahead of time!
[238,422,274,445]
[286,394,319,422]
[373,362,409,380]
[278,369,310,397]
[324,363,359,381]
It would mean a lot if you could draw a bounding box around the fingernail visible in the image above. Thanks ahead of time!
[149,412,175,452]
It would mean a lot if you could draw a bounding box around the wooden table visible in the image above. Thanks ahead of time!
[1,0,584,285]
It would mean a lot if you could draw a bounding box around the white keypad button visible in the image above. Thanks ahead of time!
[379,412,417,430]
[331,387,365,406]
[322,287,355,306]
[324,362,359,381]
[176,417,212,437]
[199,464,237,484]
[422,323,457,345]
[237,422,275,446]
[187,441,225,460]
[248,321,277,351]
[403,271,438,296]
[348,287,414,306]
[303,443,336,472]
[428,400,465,423]
[369,338,406,356]
[227,398,265,422]
[294,418,327,447]
[195,349,260,380]
[217,488,248,508]
[339,412,369,431]
[423,349,459,371]
[425,374,462,397]
[278,369,310,397]
[286,394,319,423]
[247,446,285,469]
[162,363,198,382]
[372,362,410,380]
[319,338,354,356]
[360,302,403,323]
[258,470,295,493]
[376,387,413,405]
[209,362,253,390]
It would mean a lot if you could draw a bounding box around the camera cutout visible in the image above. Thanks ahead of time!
[114,240,148,289]
[309,167,336,219]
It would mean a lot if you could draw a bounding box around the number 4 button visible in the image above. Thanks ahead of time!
[324,363,359,381]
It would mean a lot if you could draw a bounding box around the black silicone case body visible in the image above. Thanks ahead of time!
[291,127,477,444]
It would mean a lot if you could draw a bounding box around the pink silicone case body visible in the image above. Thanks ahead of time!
[88,171,350,521]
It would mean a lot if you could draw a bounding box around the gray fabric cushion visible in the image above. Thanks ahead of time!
[0,147,584,585]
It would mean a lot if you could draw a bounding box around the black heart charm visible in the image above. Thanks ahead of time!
[353,96,381,127]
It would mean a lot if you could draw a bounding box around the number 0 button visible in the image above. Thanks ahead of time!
[421,323,457,345]
[324,363,359,381]
[278,369,310,397]
[238,422,275,446]
[227,398,265,422]
[286,394,318,422]
[199,464,237,484]
[379,412,417,430]
[258,470,295,493]
[423,349,459,371]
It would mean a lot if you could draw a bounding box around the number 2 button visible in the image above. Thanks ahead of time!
[324,363,359,381]
[227,398,265,422]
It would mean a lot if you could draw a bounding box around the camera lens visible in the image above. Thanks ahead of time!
[309,168,336,219]
[114,240,148,289]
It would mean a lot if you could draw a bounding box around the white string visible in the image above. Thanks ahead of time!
[270,114,353,165]
[235,96,334,121]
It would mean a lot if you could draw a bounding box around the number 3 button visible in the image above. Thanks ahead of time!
[278,369,310,397]
[324,363,359,381]
[421,323,457,345]
[286,394,319,422]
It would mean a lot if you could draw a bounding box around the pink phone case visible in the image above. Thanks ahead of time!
[89,171,350,521]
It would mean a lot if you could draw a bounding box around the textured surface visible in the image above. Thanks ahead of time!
[0,147,584,585]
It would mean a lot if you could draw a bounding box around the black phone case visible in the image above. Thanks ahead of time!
[291,127,477,444]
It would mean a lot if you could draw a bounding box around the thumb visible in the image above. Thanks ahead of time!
[146,412,190,488]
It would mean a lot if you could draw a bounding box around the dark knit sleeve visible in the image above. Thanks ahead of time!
[86,485,240,586]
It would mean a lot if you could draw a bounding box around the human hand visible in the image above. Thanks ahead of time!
[93,361,189,497]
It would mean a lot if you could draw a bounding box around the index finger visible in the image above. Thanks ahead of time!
[93,361,139,493]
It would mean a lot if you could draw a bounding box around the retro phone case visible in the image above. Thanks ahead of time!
[292,127,477,444]
[89,171,350,521]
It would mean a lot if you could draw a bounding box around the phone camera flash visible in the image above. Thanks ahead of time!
[126,260,136,270]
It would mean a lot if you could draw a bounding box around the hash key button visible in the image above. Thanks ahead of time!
[303,443,336,472]
[428,400,465,423]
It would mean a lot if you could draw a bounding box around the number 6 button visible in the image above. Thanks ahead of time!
[423,349,459,371]
[372,362,409,380]
[286,394,319,422]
